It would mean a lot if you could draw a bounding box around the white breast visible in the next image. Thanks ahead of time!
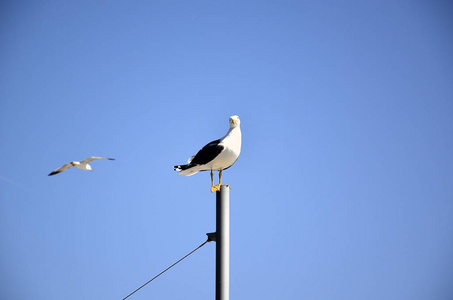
[209,126,241,170]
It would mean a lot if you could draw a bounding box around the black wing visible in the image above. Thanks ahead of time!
[190,139,224,165]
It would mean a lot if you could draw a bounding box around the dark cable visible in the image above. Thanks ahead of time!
[123,239,210,300]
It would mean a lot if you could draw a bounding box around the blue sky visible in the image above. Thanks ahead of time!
[1,1,453,299]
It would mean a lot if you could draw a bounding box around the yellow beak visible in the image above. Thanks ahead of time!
[232,119,237,124]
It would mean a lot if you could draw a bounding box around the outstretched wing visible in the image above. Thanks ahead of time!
[189,139,224,166]
[48,162,74,176]
[80,157,115,164]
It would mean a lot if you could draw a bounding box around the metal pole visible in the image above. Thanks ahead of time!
[216,184,229,300]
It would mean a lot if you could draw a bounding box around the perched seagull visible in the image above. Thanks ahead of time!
[174,115,242,192]
[48,157,115,176]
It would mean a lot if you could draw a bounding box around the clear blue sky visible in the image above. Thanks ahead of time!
[1,1,453,299]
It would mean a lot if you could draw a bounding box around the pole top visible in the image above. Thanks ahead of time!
[217,184,231,192]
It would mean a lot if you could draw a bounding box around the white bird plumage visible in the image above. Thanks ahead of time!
[174,115,242,192]
[48,157,115,176]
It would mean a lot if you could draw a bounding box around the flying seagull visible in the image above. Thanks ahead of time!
[48,157,115,176]
[174,115,241,192]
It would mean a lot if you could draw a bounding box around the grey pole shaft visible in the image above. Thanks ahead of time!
[216,185,229,300]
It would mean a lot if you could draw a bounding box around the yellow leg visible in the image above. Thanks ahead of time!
[217,170,231,189]
[210,170,222,192]
[210,170,220,193]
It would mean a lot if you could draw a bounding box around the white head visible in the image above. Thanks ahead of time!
[229,115,240,128]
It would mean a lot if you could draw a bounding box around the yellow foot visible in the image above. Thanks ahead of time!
[210,184,221,192]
